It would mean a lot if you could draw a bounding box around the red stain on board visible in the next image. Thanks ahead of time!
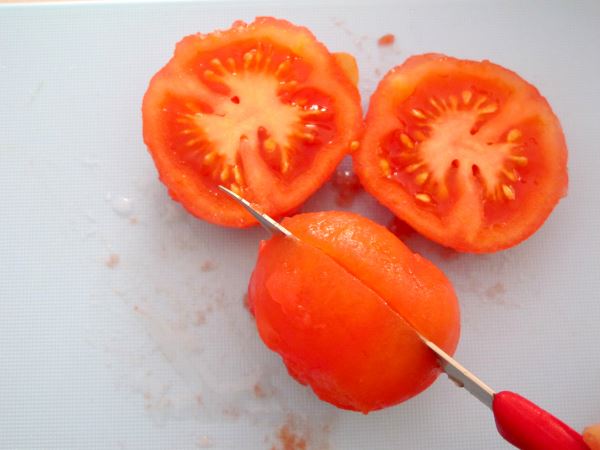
[332,168,362,207]
[200,260,217,272]
[438,246,460,261]
[222,406,241,419]
[195,305,213,326]
[271,424,307,450]
[485,282,506,300]
[378,33,395,46]
[105,253,120,268]
[195,311,207,325]
[253,383,267,399]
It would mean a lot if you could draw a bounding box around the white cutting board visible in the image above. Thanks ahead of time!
[1,1,599,449]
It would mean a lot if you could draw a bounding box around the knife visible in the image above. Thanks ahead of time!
[219,185,589,450]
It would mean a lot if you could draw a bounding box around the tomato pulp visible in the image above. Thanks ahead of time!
[354,54,568,252]
[143,18,362,227]
[248,211,460,413]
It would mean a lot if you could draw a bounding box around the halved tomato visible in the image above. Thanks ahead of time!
[143,17,362,227]
[354,54,568,252]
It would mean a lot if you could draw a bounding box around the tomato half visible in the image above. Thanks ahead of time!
[248,211,460,413]
[354,54,568,252]
[143,18,362,227]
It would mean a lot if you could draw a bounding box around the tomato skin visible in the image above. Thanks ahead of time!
[248,211,460,413]
[283,211,460,354]
[354,53,568,253]
[142,17,362,227]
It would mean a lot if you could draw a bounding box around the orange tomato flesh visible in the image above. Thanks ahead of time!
[249,211,460,413]
[332,52,359,85]
[584,424,600,450]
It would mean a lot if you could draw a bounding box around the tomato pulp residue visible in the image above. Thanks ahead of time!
[195,305,213,326]
[437,246,460,261]
[332,168,362,207]
[485,282,506,300]
[253,383,267,398]
[200,260,217,272]
[105,253,120,268]
[386,217,414,240]
[198,435,214,448]
[378,33,395,46]
[271,424,307,450]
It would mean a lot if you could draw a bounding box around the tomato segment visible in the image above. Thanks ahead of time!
[354,54,568,252]
[143,18,361,227]
[249,211,460,413]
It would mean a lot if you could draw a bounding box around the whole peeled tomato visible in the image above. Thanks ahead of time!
[247,211,460,413]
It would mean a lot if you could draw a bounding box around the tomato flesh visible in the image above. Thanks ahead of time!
[354,54,568,252]
[584,423,600,450]
[248,211,460,413]
[143,18,361,227]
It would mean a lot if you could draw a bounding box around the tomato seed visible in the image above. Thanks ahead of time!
[405,162,424,173]
[429,97,443,113]
[415,193,432,203]
[263,138,277,152]
[507,129,522,142]
[400,133,414,149]
[509,155,528,166]
[220,165,231,181]
[233,165,244,185]
[411,108,427,119]
[502,184,516,200]
[461,90,472,104]
[379,158,391,177]
[479,103,498,114]
[502,168,518,182]
[415,172,429,185]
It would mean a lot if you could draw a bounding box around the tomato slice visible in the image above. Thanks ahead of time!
[354,54,568,252]
[248,211,460,413]
[142,17,362,227]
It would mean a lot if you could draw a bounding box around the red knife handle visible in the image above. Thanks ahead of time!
[493,391,589,450]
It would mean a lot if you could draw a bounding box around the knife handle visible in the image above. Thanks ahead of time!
[492,391,589,450]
